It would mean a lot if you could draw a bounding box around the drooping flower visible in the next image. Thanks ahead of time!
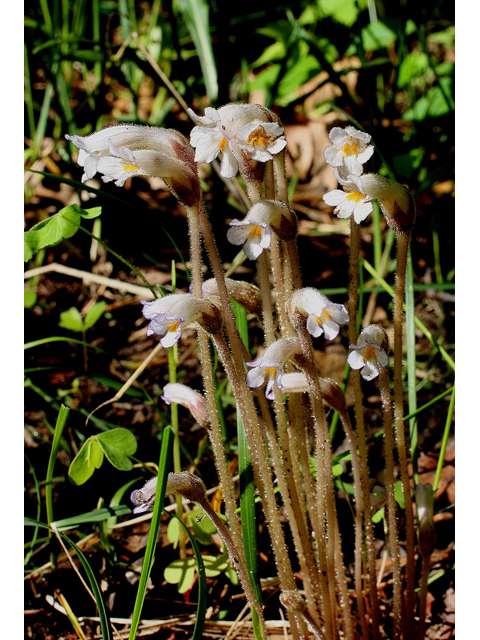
[188,103,286,178]
[323,125,374,176]
[323,171,374,224]
[246,338,303,399]
[347,324,389,380]
[161,383,208,426]
[278,372,310,394]
[199,278,262,314]
[288,288,349,341]
[227,199,296,260]
[360,173,416,235]
[131,476,158,514]
[141,293,222,348]
[66,124,200,206]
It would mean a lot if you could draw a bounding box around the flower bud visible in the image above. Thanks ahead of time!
[361,173,416,235]
[279,590,306,615]
[161,383,208,426]
[165,471,207,503]
[318,377,346,411]
[200,278,262,315]
[415,483,436,557]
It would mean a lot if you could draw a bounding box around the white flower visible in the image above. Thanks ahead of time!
[347,324,389,381]
[227,199,294,260]
[323,125,374,176]
[161,383,208,426]
[288,288,349,341]
[66,124,199,206]
[246,338,302,399]
[323,171,373,224]
[189,103,286,178]
[141,293,220,348]
[131,476,158,514]
[235,120,287,162]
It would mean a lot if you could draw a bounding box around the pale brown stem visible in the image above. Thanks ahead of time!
[338,408,369,640]
[348,218,380,639]
[185,208,245,560]
[379,367,403,640]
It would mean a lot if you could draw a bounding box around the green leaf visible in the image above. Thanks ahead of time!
[318,0,367,27]
[24,205,102,261]
[394,480,405,510]
[402,78,454,121]
[24,289,37,308]
[97,428,137,471]
[83,301,107,331]
[59,307,84,332]
[164,557,197,593]
[361,21,397,52]
[372,507,385,524]
[397,51,429,88]
[68,436,104,485]
[167,516,181,549]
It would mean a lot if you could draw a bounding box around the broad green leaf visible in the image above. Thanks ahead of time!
[97,428,137,471]
[372,507,385,524]
[402,78,454,121]
[59,307,84,332]
[83,301,107,331]
[164,557,197,593]
[361,21,397,52]
[68,436,104,485]
[24,289,37,308]
[318,0,367,27]
[167,516,181,549]
[397,51,429,88]
[24,205,101,261]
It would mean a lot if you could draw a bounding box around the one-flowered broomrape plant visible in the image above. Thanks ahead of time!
[141,293,222,348]
[288,288,349,340]
[66,124,200,206]
[323,171,374,224]
[323,125,374,176]
[188,103,287,178]
[246,338,303,399]
[347,324,389,381]
[227,199,297,260]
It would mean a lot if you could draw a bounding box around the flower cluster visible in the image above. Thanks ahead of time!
[189,104,287,179]
[322,126,374,224]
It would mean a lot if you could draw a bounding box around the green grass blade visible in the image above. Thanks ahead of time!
[169,512,208,640]
[46,405,69,527]
[405,246,418,483]
[61,533,113,640]
[175,0,218,103]
[232,301,263,638]
[52,505,133,531]
[128,426,174,640]
[433,382,455,492]
[24,455,42,565]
